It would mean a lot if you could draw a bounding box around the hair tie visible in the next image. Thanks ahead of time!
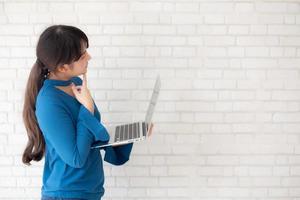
[43,69,50,79]
[36,58,50,79]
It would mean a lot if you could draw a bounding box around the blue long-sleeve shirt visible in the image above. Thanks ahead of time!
[35,76,133,200]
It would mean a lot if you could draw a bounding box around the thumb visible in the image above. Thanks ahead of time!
[71,83,79,95]
[82,73,87,88]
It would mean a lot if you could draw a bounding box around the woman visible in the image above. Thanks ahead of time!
[22,25,153,200]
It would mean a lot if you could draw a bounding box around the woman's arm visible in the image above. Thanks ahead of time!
[103,143,134,166]
[36,96,109,168]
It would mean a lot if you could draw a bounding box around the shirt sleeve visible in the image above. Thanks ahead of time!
[103,143,134,166]
[78,104,110,142]
[72,76,109,142]
[35,97,110,168]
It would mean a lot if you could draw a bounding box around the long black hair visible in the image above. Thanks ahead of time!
[22,25,89,165]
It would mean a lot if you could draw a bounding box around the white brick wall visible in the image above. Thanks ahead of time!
[1,0,300,199]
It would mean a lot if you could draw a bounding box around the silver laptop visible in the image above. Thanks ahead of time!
[91,75,161,149]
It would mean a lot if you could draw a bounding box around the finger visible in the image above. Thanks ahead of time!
[148,124,154,137]
[73,85,82,91]
[148,130,153,137]
[149,123,153,130]
[82,73,87,86]
[147,123,153,131]
[71,83,79,95]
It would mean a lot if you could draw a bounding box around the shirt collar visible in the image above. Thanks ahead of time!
[43,77,75,86]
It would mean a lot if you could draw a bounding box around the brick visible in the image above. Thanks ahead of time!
[273,166,290,176]
[175,3,199,12]
[0,25,33,35]
[100,15,133,24]
[268,25,300,35]
[245,47,269,57]
[176,102,214,111]
[131,177,158,187]
[78,15,100,24]
[228,47,245,57]
[172,14,203,24]
[226,14,258,24]
[256,2,287,13]
[200,3,234,13]
[187,37,203,46]
[253,177,281,186]
[242,58,278,68]
[75,3,106,12]
[125,167,149,176]
[155,36,186,45]
[195,113,223,123]
[249,167,272,176]
[143,25,176,35]
[124,25,142,34]
[130,2,162,12]
[282,177,300,186]
[147,188,167,197]
[159,177,189,187]
[134,13,159,24]
[208,177,237,186]
[207,156,239,165]
[204,36,235,46]
[235,3,254,12]
[53,14,77,24]
[229,25,249,34]
[5,3,37,13]
[50,3,74,12]
[203,47,227,57]
[198,25,227,35]
[214,80,236,89]
[173,47,196,57]
[128,188,146,197]
[167,188,190,197]
[204,15,224,24]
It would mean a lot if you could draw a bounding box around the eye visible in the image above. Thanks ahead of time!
[79,53,85,60]
[80,51,87,59]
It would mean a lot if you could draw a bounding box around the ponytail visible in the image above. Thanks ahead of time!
[22,59,49,165]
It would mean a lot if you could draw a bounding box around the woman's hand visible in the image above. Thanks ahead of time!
[147,123,154,137]
[71,73,94,114]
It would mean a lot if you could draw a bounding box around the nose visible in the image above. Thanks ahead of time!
[87,52,91,60]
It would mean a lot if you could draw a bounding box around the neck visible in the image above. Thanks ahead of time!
[48,71,71,81]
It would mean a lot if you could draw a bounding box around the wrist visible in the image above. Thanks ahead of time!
[84,104,94,114]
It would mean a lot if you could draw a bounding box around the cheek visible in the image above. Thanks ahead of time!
[75,60,85,67]
[72,62,83,71]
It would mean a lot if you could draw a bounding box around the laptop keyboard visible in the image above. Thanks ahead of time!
[115,122,148,142]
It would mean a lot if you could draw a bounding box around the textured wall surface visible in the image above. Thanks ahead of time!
[1,0,300,199]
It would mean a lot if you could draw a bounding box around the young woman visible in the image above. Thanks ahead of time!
[22,25,153,200]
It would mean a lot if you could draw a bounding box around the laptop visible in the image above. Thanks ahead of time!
[91,75,161,149]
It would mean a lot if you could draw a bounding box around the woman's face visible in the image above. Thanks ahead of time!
[70,43,91,76]
[51,41,91,79]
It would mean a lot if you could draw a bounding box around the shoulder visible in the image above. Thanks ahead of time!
[35,94,69,123]
[36,87,65,112]
[36,93,63,110]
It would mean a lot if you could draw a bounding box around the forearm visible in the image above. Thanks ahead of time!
[104,143,134,165]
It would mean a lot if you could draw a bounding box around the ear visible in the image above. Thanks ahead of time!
[57,64,70,73]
